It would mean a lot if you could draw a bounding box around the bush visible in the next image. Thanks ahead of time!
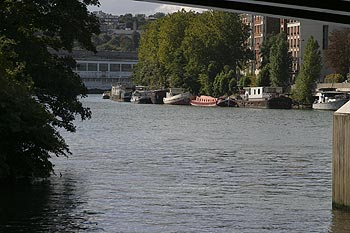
[324,73,344,83]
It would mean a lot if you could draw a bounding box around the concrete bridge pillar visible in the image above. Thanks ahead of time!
[333,101,350,210]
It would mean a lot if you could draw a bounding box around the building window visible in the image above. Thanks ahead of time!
[121,64,132,72]
[77,63,87,71]
[110,64,120,72]
[323,25,329,49]
[99,63,108,72]
[88,63,97,71]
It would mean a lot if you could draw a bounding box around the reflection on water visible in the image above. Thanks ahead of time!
[0,174,102,232]
[2,95,350,232]
[331,210,350,233]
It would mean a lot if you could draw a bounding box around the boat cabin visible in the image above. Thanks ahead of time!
[315,89,348,103]
[243,87,283,100]
[165,88,185,98]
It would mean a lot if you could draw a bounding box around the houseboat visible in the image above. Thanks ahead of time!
[150,89,167,104]
[216,96,238,107]
[130,86,152,104]
[130,90,152,104]
[238,87,292,109]
[163,88,192,105]
[312,89,349,110]
[111,84,133,102]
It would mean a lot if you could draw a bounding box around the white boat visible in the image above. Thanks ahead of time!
[312,90,349,110]
[102,91,110,99]
[163,88,192,105]
[130,90,152,104]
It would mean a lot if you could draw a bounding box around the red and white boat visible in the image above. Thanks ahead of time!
[190,95,217,107]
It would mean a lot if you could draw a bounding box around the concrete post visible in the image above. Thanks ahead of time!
[333,100,350,210]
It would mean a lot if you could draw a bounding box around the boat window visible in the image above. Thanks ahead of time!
[258,89,260,95]
[254,89,256,95]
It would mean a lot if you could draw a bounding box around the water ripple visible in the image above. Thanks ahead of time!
[2,95,348,232]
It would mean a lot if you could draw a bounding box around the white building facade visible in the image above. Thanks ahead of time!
[70,50,138,90]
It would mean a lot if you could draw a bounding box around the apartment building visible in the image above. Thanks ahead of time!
[244,14,343,82]
[241,14,280,75]
[282,19,343,82]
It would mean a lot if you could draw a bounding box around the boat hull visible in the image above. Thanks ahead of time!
[190,101,217,107]
[237,96,292,109]
[130,97,152,104]
[312,99,348,110]
[151,90,167,104]
[216,98,238,107]
[163,93,191,105]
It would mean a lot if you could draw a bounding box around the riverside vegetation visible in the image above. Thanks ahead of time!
[0,0,100,183]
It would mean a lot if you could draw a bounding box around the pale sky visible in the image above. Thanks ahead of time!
[88,0,205,15]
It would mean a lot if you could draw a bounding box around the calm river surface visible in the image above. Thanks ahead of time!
[2,94,350,232]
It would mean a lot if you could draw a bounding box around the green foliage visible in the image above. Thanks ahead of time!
[292,36,322,104]
[238,74,253,87]
[93,32,140,51]
[0,0,100,182]
[325,28,350,77]
[134,10,252,95]
[269,32,291,89]
[256,33,278,87]
[213,66,237,96]
[259,33,277,68]
[324,73,345,83]
[117,13,153,30]
[257,65,271,87]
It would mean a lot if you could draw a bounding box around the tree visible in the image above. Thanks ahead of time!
[132,17,165,88]
[120,35,133,52]
[134,10,252,95]
[157,10,196,89]
[269,32,291,89]
[292,36,322,105]
[324,73,345,83]
[256,34,277,87]
[182,11,252,94]
[238,74,254,87]
[259,33,277,68]
[0,0,100,182]
[257,65,271,87]
[325,28,350,77]
[213,65,237,96]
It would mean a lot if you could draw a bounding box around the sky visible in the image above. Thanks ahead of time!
[88,0,205,15]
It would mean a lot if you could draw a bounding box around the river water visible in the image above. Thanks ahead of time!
[2,94,350,232]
